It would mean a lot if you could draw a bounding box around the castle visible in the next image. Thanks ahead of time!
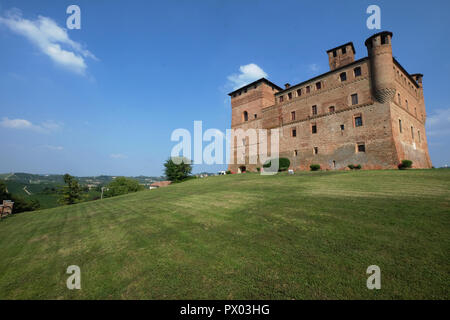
[228,31,432,172]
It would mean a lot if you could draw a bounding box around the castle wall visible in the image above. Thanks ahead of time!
[389,103,432,168]
[279,102,398,170]
[393,63,425,122]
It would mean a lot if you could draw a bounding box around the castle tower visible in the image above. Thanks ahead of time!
[228,78,281,172]
[411,73,423,88]
[365,31,395,103]
[327,42,355,71]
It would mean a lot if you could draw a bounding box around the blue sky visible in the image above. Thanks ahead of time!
[0,0,449,176]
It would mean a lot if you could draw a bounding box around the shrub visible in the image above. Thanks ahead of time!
[310,164,321,171]
[263,158,290,172]
[354,164,361,170]
[226,170,231,175]
[348,164,354,170]
[398,160,413,170]
[348,164,362,170]
[256,167,260,172]
[104,177,144,198]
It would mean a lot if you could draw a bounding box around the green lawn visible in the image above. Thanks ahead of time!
[0,170,448,299]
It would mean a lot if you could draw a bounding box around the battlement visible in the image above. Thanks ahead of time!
[327,42,356,71]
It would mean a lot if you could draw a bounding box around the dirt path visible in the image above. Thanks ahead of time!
[23,186,32,196]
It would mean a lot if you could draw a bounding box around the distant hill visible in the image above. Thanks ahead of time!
[0,172,164,185]
[0,173,166,209]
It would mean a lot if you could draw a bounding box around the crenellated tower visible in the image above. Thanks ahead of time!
[365,31,396,103]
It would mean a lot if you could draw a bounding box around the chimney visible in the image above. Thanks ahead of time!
[284,83,291,89]
[327,42,355,71]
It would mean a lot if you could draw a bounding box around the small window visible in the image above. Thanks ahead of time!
[415,107,417,116]
[399,119,402,133]
[340,124,345,131]
[288,92,292,100]
[297,88,302,96]
[294,150,298,156]
[381,35,389,45]
[292,128,297,137]
[306,86,311,93]
[351,93,358,105]
[342,47,347,54]
[291,111,296,121]
[357,143,366,152]
[311,124,317,134]
[411,126,414,140]
[354,67,362,77]
[329,106,335,113]
[316,82,322,90]
[340,72,347,82]
[398,93,401,105]
[238,91,241,96]
[243,111,248,122]
[354,115,363,127]
[333,50,337,57]
[312,105,317,115]
[406,99,409,110]
[313,147,318,154]
[244,89,247,93]
[279,96,284,102]
[254,114,257,119]
[418,130,421,143]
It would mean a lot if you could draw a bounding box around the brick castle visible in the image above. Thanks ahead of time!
[228,31,432,172]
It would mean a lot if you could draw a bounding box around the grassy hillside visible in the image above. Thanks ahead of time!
[0,170,448,299]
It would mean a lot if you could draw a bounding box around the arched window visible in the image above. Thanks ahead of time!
[243,111,248,122]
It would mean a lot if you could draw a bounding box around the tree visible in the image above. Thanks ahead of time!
[0,180,40,213]
[164,157,192,182]
[104,177,144,198]
[59,174,82,205]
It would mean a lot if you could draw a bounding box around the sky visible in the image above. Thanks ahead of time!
[0,0,449,176]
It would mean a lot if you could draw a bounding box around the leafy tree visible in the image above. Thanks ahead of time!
[59,174,82,205]
[0,180,8,200]
[164,157,192,182]
[104,177,144,198]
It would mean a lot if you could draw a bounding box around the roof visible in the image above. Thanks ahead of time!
[275,57,369,96]
[228,78,283,96]
[326,42,356,54]
[364,31,393,46]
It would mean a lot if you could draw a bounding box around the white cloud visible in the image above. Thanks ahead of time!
[0,117,33,129]
[426,108,450,136]
[227,63,268,90]
[0,9,97,75]
[0,117,62,133]
[110,153,128,159]
[308,63,319,72]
